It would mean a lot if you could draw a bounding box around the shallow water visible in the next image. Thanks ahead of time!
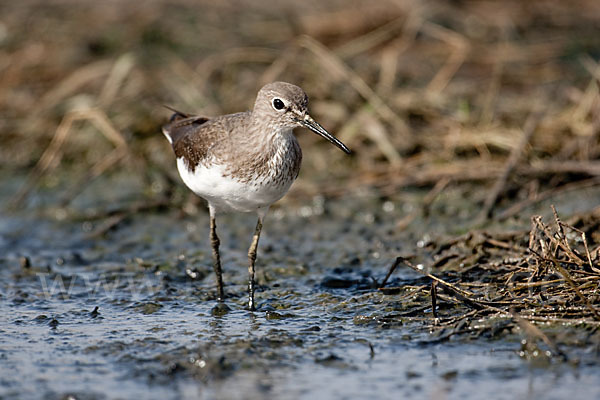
[1,174,600,399]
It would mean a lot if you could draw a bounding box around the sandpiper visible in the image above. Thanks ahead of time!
[162,81,350,310]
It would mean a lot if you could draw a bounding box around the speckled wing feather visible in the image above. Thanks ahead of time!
[162,109,251,171]
[161,108,215,171]
[162,108,209,143]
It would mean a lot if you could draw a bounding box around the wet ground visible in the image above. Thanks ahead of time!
[1,172,600,400]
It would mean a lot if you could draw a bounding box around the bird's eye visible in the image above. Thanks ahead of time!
[272,98,285,111]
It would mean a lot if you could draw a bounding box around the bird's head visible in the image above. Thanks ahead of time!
[253,82,351,154]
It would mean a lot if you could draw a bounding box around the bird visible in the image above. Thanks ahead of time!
[162,81,350,311]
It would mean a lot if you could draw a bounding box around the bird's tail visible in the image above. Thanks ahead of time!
[163,105,191,122]
[161,105,209,145]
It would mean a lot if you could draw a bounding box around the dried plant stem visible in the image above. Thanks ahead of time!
[298,35,412,149]
[479,111,540,220]
[9,108,128,209]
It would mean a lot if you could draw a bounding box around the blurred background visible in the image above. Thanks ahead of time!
[1,0,600,217]
[2,2,600,398]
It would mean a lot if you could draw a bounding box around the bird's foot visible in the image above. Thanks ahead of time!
[211,302,231,316]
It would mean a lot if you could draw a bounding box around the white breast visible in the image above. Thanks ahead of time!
[176,157,295,215]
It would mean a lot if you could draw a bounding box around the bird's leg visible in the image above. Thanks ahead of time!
[209,214,224,301]
[247,217,263,311]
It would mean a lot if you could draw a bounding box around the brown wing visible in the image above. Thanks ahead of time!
[161,106,215,170]
[162,109,250,171]
[162,107,210,144]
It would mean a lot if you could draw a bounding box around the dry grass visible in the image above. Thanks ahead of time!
[1,0,599,215]
[378,205,600,357]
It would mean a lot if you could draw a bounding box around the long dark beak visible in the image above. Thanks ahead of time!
[300,114,351,154]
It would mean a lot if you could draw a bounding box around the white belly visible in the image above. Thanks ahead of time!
[176,158,293,214]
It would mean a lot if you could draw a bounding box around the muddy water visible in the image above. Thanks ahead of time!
[1,174,599,399]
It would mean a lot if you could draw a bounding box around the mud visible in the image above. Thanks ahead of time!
[1,172,600,399]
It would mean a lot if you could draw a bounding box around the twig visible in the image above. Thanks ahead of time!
[511,310,568,360]
[396,177,451,230]
[551,205,572,253]
[421,22,470,94]
[547,253,600,320]
[83,197,171,239]
[497,177,600,220]
[390,257,475,297]
[334,16,407,59]
[513,275,600,290]
[376,14,422,96]
[298,35,412,150]
[85,213,127,239]
[556,211,598,273]
[379,256,403,288]
[9,108,129,209]
[479,111,540,220]
[534,210,588,268]
[97,53,136,108]
[414,258,526,314]
[431,281,438,322]
[59,147,128,206]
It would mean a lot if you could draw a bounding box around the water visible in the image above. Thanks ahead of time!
[1,175,599,399]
